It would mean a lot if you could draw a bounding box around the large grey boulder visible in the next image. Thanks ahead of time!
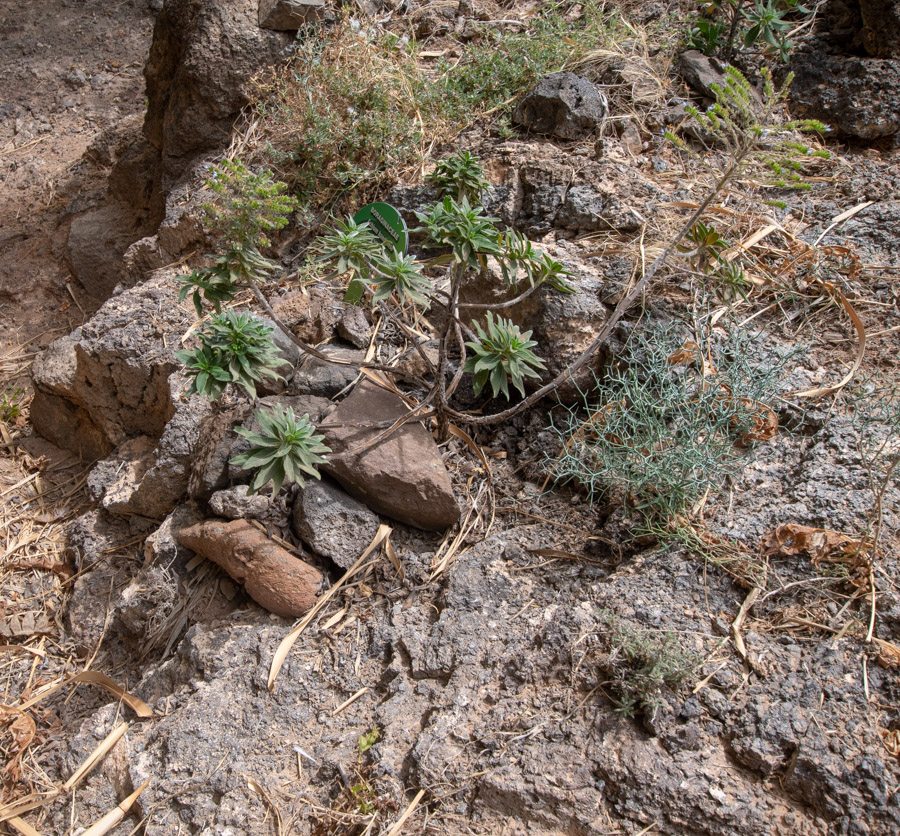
[320,382,460,530]
[788,0,900,139]
[823,0,900,58]
[789,50,900,139]
[89,390,213,519]
[513,72,608,139]
[143,0,291,190]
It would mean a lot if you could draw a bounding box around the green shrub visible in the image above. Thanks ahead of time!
[257,4,618,205]
[203,159,298,249]
[686,0,814,62]
[464,312,545,400]
[425,151,490,203]
[598,610,699,717]
[177,310,285,400]
[548,325,790,518]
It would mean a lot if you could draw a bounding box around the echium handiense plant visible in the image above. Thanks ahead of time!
[312,150,575,436]
[177,159,332,494]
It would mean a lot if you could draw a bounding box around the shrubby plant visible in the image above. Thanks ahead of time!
[597,610,699,717]
[548,325,789,518]
[177,310,285,400]
[178,62,828,494]
[687,0,814,62]
[177,161,330,494]
[464,312,545,400]
[313,153,575,419]
[426,151,490,203]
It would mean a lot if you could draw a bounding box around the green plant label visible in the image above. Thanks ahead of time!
[353,203,408,255]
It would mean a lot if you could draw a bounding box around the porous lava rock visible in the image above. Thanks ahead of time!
[258,0,325,29]
[31,270,190,459]
[513,72,608,140]
[292,478,380,569]
[143,0,291,190]
[788,0,900,138]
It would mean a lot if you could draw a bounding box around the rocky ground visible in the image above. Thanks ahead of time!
[2,1,900,835]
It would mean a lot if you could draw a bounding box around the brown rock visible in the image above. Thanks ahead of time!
[178,519,321,617]
[65,201,145,302]
[320,382,460,530]
[258,0,325,29]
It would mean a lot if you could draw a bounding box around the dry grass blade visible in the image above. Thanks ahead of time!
[62,722,129,792]
[10,671,154,718]
[332,687,369,716]
[429,479,489,580]
[384,789,426,836]
[722,224,779,263]
[268,525,392,690]
[790,286,866,398]
[384,535,404,582]
[247,778,284,836]
[5,816,43,835]
[813,200,876,247]
[731,587,762,660]
[0,795,57,825]
[79,779,150,836]
[447,423,492,481]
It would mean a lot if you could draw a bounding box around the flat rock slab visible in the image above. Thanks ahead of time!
[320,382,460,530]
[178,518,321,617]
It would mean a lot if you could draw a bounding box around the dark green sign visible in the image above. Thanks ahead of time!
[353,202,408,254]
[345,203,409,304]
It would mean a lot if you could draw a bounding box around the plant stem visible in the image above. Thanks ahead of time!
[441,144,753,427]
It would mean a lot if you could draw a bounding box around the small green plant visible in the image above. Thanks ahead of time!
[682,221,729,269]
[548,325,789,518]
[464,312,546,400]
[662,67,829,224]
[177,310,286,400]
[712,258,752,300]
[598,610,699,717]
[415,196,504,272]
[0,385,26,424]
[178,248,280,317]
[426,151,491,203]
[687,0,813,61]
[313,216,385,278]
[231,404,331,495]
[500,229,576,292]
[358,727,380,754]
[180,160,298,314]
[202,159,299,249]
[687,16,728,54]
[368,249,430,306]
